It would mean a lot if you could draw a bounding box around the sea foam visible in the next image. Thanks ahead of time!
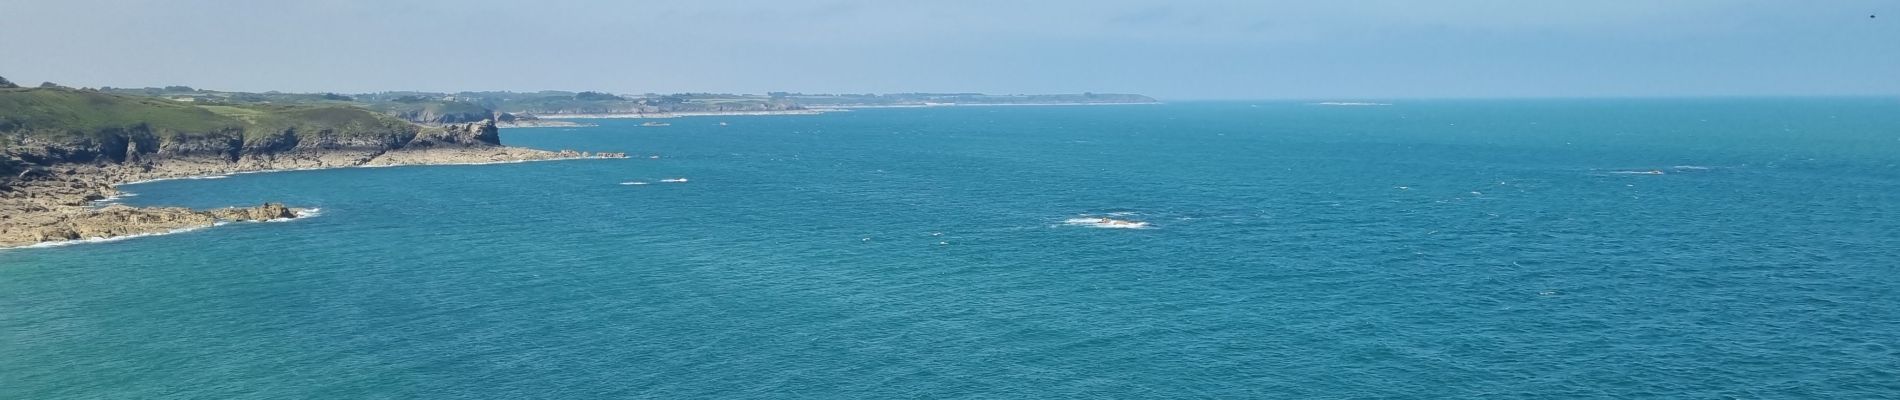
[6,225,213,250]
[1064,217,1152,229]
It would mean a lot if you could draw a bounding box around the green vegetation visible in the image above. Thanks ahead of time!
[230,104,416,141]
[0,87,414,143]
[0,87,242,139]
[573,91,624,101]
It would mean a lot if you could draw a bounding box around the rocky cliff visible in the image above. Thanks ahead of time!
[1,88,600,248]
[369,99,497,125]
[390,107,494,125]
[2,114,504,187]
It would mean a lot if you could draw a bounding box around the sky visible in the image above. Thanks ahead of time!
[1,0,1895,100]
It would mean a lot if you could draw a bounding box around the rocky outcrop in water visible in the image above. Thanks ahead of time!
[209,203,298,221]
[18,203,299,244]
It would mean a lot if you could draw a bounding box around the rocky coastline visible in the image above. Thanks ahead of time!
[494,112,594,128]
[1,120,621,249]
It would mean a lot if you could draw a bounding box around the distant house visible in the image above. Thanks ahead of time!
[168,97,197,102]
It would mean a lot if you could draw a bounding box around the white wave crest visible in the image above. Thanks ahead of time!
[270,208,322,222]
[1065,217,1152,229]
[7,225,213,250]
[90,192,140,205]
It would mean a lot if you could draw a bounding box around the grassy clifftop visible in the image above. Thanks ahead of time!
[0,87,416,144]
[202,103,417,139]
[0,88,451,179]
[0,87,241,140]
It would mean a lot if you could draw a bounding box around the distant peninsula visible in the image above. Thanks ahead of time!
[95,86,1159,123]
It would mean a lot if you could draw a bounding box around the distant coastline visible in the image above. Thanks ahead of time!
[88,86,1158,125]
[861,102,1162,108]
[534,110,834,119]
[496,119,595,128]
[531,101,1162,119]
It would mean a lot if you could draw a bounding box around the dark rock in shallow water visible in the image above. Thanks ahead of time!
[209,203,299,221]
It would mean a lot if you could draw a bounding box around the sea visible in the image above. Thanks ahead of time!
[3,100,1898,398]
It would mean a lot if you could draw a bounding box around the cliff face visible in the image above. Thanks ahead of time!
[0,118,591,248]
[0,89,515,182]
[0,120,501,185]
[413,120,502,147]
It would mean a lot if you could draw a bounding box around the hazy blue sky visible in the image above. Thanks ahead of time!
[2,0,1894,99]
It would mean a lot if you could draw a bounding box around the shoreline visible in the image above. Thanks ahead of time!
[533,110,833,119]
[0,146,625,250]
[823,102,1161,109]
[114,153,613,187]
[530,103,1161,119]
[8,224,219,250]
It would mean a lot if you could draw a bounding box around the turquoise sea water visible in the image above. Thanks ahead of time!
[4,100,1899,398]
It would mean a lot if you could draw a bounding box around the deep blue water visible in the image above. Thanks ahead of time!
[4,100,1899,398]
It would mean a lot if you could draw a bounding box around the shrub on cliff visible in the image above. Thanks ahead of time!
[574,91,624,101]
[0,154,24,182]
